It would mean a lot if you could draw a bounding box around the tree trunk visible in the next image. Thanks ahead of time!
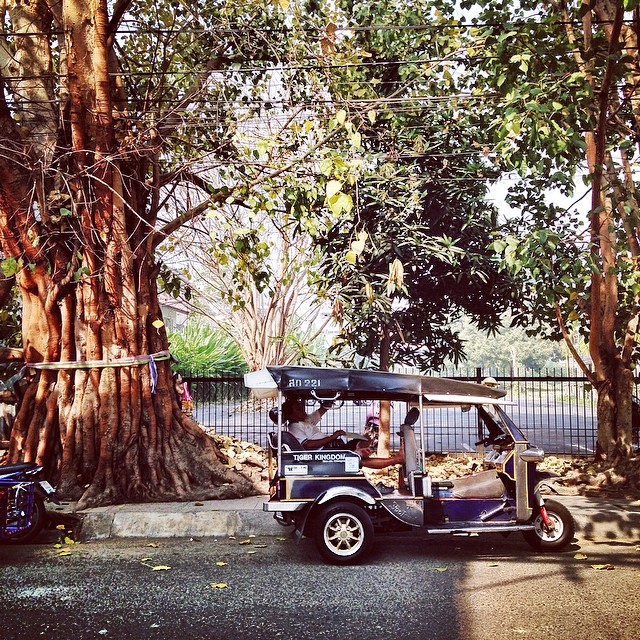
[582,1,636,462]
[0,0,264,507]
[595,365,635,461]
[377,328,391,457]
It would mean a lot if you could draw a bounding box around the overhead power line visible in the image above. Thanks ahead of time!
[0,14,637,38]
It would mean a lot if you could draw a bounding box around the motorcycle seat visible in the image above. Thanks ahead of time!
[0,462,39,474]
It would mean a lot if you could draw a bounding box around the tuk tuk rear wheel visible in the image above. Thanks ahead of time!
[522,499,574,551]
[314,501,374,565]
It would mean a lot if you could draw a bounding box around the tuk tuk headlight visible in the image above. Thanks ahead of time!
[519,447,545,463]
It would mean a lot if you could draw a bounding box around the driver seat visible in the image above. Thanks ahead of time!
[267,431,304,452]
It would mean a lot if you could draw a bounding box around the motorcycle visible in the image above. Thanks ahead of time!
[0,462,57,543]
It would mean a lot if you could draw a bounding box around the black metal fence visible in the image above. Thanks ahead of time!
[182,368,602,456]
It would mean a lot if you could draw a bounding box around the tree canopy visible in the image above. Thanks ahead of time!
[1,0,639,508]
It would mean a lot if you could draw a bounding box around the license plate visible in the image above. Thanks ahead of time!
[39,480,55,494]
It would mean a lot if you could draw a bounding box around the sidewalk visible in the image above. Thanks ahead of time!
[52,494,640,543]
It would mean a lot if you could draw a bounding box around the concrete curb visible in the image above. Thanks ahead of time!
[54,494,640,543]
[62,496,288,540]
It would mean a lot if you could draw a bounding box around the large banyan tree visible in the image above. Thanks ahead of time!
[0,0,315,506]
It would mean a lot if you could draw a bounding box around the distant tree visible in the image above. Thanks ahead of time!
[160,198,332,371]
[447,317,566,371]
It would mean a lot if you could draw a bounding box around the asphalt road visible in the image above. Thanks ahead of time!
[0,532,638,640]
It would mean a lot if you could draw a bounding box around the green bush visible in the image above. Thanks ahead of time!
[168,321,247,376]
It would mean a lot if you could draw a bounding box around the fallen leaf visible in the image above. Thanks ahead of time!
[434,567,448,572]
[215,561,228,566]
[56,524,66,531]
[276,537,287,541]
[151,565,172,571]
[64,536,75,545]
[238,539,252,545]
[194,502,204,506]
[487,562,499,567]
[57,550,72,556]
[210,582,228,589]
[141,557,152,562]
[574,553,588,560]
[146,543,160,548]
[247,550,257,555]
[591,564,615,570]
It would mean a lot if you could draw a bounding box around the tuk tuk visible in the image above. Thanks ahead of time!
[244,365,575,564]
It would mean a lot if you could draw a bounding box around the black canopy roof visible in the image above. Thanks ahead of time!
[244,365,506,404]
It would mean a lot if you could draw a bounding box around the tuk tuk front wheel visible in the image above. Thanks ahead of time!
[314,501,374,565]
[522,499,575,551]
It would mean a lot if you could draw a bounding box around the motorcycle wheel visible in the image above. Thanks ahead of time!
[314,501,374,565]
[522,498,575,551]
[4,494,47,544]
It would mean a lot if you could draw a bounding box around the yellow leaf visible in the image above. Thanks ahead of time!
[141,557,152,562]
[151,565,172,571]
[350,130,362,148]
[364,282,374,302]
[434,567,448,572]
[211,582,228,589]
[247,550,257,555]
[591,564,614,570]
[56,525,66,531]
[368,110,376,124]
[146,543,160,548]
[336,109,347,125]
[57,550,72,556]
[326,180,342,200]
[64,536,75,545]
[215,561,228,567]
[345,250,357,265]
[351,239,365,255]
[329,193,353,216]
[574,553,588,560]
[238,539,252,545]
[152,320,164,329]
